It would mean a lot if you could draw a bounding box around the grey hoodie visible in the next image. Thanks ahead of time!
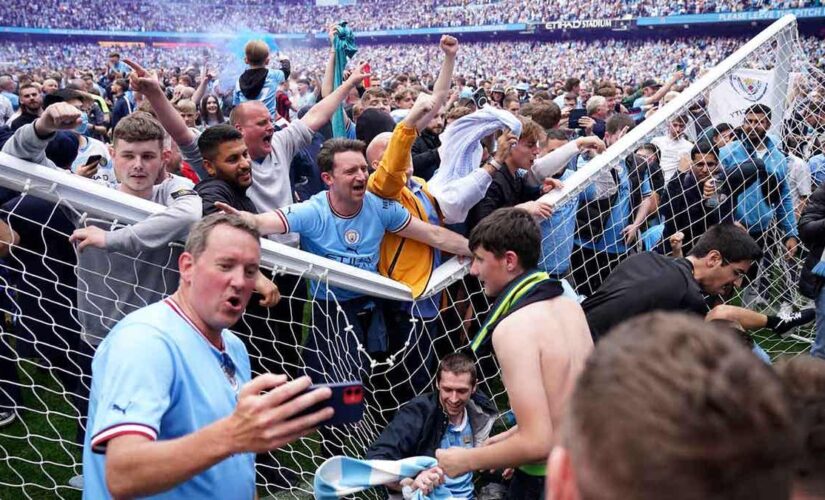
[2,124,202,344]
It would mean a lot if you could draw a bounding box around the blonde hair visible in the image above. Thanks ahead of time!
[175,99,197,114]
[245,40,270,66]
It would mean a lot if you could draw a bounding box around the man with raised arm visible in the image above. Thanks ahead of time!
[217,138,471,385]
[436,208,593,499]
[82,214,333,499]
[130,57,371,358]
[364,35,458,402]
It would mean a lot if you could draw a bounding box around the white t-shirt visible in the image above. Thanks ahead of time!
[788,154,812,208]
[71,137,116,189]
[651,134,694,182]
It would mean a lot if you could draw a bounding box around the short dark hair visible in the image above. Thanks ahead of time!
[564,312,798,500]
[113,112,165,149]
[546,128,569,141]
[690,140,718,159]
[524,102,561,130]
[636,142,661,162]
[746,103,773,121]
[777,356,825,496]
[502,94,520,108]
[18,82,37,94]
[605,113,635,136]
[563,77,581,92]
[197,124,244,162]
[469,207,541,271]
[715,122,733,135]
[688,223,763,263]
[109,52,120,59]
[437,352,477,386]
[316,138,367,174]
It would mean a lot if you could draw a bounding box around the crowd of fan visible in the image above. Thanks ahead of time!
[0,0,822,33]
[3,36,825,92]
[1,25,825,499]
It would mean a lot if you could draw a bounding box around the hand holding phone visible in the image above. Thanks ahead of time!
[76,155,102,178]
[568,109,587,129]
[294,381,364,427]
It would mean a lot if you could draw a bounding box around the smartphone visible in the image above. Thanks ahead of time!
[295,381,364,427]
[85,154,103,166]
[568,109,587,129]
[472,88,488,109]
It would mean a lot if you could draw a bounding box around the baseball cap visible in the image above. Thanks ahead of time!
[515,82,530,93]
[45,132,80,170]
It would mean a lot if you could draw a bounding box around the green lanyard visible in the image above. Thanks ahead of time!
[470,270,550,353]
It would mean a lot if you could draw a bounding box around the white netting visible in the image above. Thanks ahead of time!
[0,14,821,500]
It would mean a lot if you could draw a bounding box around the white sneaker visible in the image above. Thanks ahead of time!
[0,410,16,427]
[68,474,84,489]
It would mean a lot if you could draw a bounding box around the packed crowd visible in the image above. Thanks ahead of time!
[0,0,822,33]
[0,25,824,500]
[3,36,825,90]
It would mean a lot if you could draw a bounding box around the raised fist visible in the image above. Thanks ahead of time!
[440,35,459,57]
[35,102,82,135]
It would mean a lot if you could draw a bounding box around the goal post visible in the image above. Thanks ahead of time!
[0,14,821,499]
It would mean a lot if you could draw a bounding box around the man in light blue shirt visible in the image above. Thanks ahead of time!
[719,103,798,306]
[570,114,655,296]
[107,53,132,76]
[221,138,471,385]
[82,214,333,499]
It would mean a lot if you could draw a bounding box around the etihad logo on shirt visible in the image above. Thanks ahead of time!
[729,74,768,102]
[344,229,361,245]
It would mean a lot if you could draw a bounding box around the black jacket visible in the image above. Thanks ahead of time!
[365,391,497,461]
[660,170,736,255]
[195,178,258,216]
[468,167,539,231]
[411,129,441,181]
[799,183,825,298]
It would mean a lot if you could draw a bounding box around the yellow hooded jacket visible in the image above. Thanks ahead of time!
[367,122,443,298]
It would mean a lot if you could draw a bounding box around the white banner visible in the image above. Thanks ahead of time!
[707,68,779,132]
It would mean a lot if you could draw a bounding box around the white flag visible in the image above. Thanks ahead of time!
[708,68,779,133]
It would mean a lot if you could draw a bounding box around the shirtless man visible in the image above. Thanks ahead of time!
[436,207,593,498]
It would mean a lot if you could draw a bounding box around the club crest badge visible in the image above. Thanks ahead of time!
[729,74,768,102]
[344,229,360,245]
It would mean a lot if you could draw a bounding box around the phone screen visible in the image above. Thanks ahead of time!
[85,155,103,166]
[568,109,587,129]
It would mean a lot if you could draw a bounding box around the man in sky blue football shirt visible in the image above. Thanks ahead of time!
[82,214,333,499]
[217,138,471,384]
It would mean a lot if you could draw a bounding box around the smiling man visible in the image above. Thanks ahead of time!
[365,352,497,499]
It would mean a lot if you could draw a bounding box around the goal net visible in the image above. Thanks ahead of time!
[0,14,821,499]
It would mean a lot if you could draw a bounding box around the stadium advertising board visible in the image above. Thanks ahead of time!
[542,18,632,31]
[638,6,825,25]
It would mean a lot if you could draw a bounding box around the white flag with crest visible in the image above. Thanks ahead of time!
[708,68,779,134]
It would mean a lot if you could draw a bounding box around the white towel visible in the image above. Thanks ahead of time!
[428,106,523,224]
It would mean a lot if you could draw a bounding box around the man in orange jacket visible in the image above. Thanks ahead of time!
[366,35,458,404]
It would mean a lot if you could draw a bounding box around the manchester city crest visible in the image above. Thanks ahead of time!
[729,74,768,102]
[344,229,361,245]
